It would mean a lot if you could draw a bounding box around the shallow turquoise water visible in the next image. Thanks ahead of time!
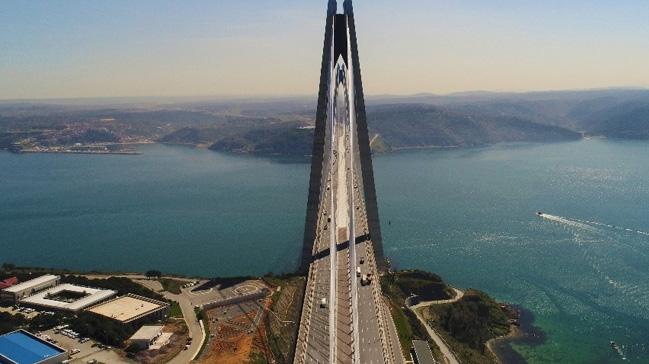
[2,140,649,363]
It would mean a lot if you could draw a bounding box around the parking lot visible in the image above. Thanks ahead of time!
[0,305,40,319]
[38,328,135,364]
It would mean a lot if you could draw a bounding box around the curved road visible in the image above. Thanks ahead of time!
[163,287,205,364]
[409,288,464,364]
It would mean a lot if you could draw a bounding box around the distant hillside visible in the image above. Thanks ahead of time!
[572,101,649,138]
[161,103,579,156]
[159,127,224,145]
[434,89,649,138]
[160,104,581,156]
[5,89,649,156]
[367,104,580,150]
[209,125,314,156]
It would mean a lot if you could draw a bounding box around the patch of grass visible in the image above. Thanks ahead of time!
[198,318,210,357]
[169,301,183,318]
[250,352,270,364]
[264,276,305,364]
[160,278,183,294]
[387,299,414,356]
[383,270,454,302]
[194,308,210,360]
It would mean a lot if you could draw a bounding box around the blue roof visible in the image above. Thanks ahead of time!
[0,330,65,364]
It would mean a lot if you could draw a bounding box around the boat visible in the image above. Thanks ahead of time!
[610,341,627,361]
[536,211,544,216]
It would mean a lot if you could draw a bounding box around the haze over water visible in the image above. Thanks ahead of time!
[2,139,649,363]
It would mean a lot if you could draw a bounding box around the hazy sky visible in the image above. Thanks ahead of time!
[2,0,649,100]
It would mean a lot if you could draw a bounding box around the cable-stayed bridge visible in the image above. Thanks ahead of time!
[294,2,404,363]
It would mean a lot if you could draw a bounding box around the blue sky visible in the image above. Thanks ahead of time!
[2,0,649,99]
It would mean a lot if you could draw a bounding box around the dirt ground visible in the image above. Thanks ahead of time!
[199,298,273,364]
[264,277,305,364]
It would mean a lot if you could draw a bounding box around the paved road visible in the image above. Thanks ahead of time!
[294,71,401,363]
[409,288,465,364]
[163,288,205,364]
[411,288,465,310]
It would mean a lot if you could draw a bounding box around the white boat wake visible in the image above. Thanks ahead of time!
[538,213,595,231]
[538,213,649,237]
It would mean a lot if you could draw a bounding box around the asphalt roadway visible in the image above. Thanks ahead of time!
[163,285,206,364]
[294,76,403,363]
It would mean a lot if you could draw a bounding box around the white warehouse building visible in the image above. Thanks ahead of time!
[0,275,60,303]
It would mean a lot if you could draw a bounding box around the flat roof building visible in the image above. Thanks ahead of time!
[86,294,169,324]
[20,283,117,312]
[128,325,164,349]
[412,340,436,364]
[0,275,60,303]
[0,330,67,364]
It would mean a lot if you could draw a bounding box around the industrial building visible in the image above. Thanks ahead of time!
[20,283,117,312]
[128,325,164,349]
[0,330,67,364]
[86,294,169,324]
[0,277,18,289]
[0,275,60,303]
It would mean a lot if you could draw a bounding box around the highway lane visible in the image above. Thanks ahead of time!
[295,60,401,364]
[345,56,361,364]
[328,73,338,364]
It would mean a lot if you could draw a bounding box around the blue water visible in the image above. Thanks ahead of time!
[2,139,649,363]
[0,145,307,276]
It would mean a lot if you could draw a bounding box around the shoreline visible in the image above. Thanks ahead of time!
[3,137,616,159]
[487,325,525,364]
[487,306,545,364]
[20,150,141,155]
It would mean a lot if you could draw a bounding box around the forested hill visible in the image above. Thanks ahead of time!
[207,103,580,155]
[366,104,580,150]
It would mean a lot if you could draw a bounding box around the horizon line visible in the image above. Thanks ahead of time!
[1,86,649,104]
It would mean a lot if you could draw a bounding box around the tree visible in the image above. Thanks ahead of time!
[29,313,67,331]
[145,270,162,279]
